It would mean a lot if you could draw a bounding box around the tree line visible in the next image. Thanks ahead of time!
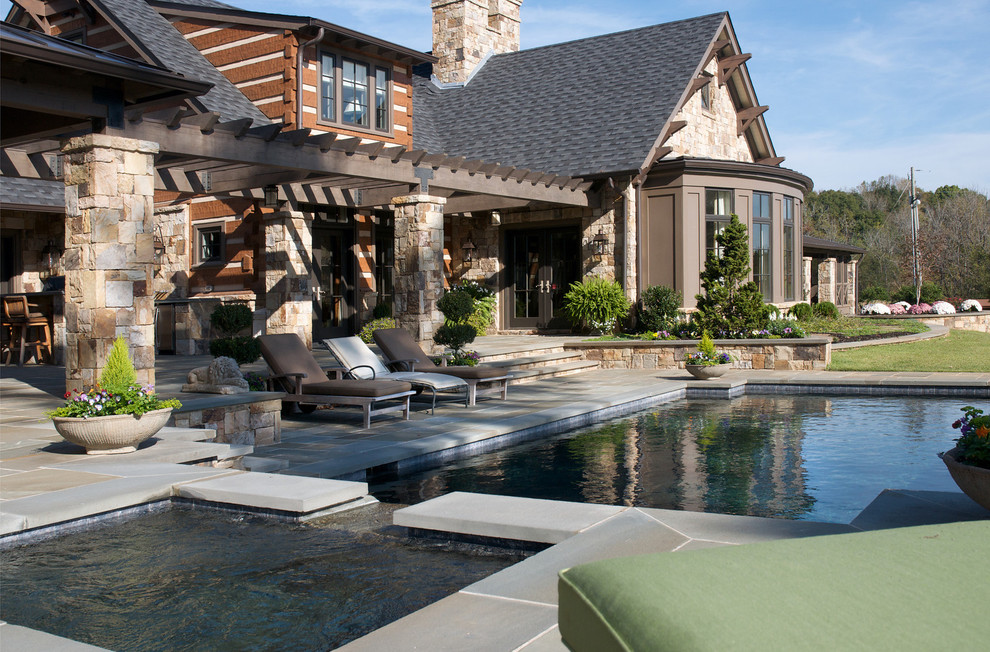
[803,176,989,300]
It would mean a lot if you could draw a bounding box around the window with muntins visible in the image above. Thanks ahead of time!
[752,192,772,300]
[195,225,223,265]
[705,189,732,259]
[783,197,795,300]
[320,52,391,133]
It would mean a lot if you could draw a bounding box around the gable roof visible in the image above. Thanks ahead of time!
[85,0,270,123]
[413,13,728,178]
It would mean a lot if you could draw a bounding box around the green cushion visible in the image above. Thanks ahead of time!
[558,521,989,652]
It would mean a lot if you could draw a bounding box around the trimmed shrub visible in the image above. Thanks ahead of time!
[210,303,252,337]
[859,285,890,303]
[359,317,398,344]
[435,287,479,354]
[437,289,475,323]
[893,282,943,304]
[434,323,477,354]
[639,285,682,332]
[208,303,259,365]
[693,215,770,336]
[813,301,840,319]
[372,302,392,319]
[209,336,262,366]
[563,276,631,334]
[99,336,137,394]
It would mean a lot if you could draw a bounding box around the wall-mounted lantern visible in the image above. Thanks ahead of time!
[40,239,62,279]
[462,239,476,264]
[153,225,166,265]
[263,185,279,208]
[592,229,608,259]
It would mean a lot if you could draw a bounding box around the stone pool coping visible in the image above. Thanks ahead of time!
[2,368,989,650]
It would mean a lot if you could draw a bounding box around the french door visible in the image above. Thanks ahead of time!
[312,226,356,339]
[506,228,581,330]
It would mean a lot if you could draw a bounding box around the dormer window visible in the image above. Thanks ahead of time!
[320,51,391,133]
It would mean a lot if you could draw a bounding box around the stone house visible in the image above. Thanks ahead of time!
[1,0,857,387]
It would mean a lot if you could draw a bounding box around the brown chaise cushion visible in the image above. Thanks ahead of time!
[302,379,412,398]
[373,328,505,379]
[259,333,329,387]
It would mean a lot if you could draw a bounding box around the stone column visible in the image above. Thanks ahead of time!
[265,210,313,347]
[392,194,446,348]
[818,258,836,304]
[847,259,859,306]
[62,134,158,393]
[801,256,812,303]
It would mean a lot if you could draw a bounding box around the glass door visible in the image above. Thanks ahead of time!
[312,227,356,339]
[506,228,581,330]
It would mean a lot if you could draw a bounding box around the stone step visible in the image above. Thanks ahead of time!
[477,346,566,363]
[241,456,290,473]
[155,426,217,443]
[485,350,584,371]
[508,360,600,384]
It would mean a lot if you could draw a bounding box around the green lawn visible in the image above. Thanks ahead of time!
[805,315,928,338]
[829,330,990,372]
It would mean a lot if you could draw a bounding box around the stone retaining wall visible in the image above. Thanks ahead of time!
[170,392,283,446]
[918,313,990,333]
[566,337,831,371]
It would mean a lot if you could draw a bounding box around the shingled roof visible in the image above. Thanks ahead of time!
[88,0,269,123]
[413,13,726,178]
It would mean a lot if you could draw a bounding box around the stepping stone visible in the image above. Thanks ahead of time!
[176,472,368,515]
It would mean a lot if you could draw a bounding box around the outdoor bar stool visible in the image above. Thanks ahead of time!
[1,295,52,365]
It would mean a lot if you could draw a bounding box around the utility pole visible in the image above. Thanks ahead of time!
[909,167,921,305]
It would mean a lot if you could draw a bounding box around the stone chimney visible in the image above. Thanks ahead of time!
[431,0,522,84]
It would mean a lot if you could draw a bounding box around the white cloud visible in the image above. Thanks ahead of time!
[778,131,990,192]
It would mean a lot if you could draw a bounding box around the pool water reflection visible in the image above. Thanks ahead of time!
[372,396,966,523]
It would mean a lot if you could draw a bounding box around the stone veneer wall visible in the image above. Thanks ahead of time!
[264,210,312,346]
[62,134,158,392]
[392,195,445,347]
[170,395,282,446]
[431,0,522,84]
[567,337,831,371]
[665,58,754,162]
[917,313,990,333]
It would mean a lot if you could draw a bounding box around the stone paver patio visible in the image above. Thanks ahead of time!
[1,335,988,650]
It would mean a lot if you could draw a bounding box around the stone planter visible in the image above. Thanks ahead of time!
[52,408,173,454]
[685,363,731,380]
[940,447,990,511]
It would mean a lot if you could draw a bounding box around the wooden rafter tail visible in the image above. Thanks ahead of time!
[310,132,337,152]
[444,156,466,171]
[401,149,427,166]
[358,141,386,158]
[125,108,145,123]
[277,128,311,147]
[419,153,448,169]
[247,124,283,142]
[182,112,220,134]
[495,165,516,180]
[536,172,556,186]
[718,53,751,86]
[331,136,361,154]
[461,159,484,174]
[385,145,407,162]
[550,175,571,188]
[666,120,688,138]
[477,162,500,177]
[214,118,253,138]
[736,105,769,135]
[710,38,731,54]
[688,76,711,95]
[757,156,785,166]
[165,108,193,129]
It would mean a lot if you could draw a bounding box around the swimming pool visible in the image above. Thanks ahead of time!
[371,395,972,523]
[0,503,527,651]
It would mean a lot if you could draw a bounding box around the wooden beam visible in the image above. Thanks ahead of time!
[278,128,312,147]
[357,141,386,158]
[710,39,731,54]
[247,124,283,142]
[214,118,254,138]
[116,119,589,206]
[736,105,769,135]
[688,76,711,95]
[182,112,220,133]
[442,194,531,214]
[719,53,751,86]
[310,132,337,151]
[757,156,785,166]
[332,137,361,154]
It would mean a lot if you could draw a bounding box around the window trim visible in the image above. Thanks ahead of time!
[752,192,772,300]
[192,222,226,267]
[705,188,733,259]
[318,49,393,136]
[783,197,795,300]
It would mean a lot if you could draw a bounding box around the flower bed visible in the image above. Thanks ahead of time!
[565,336,830,371]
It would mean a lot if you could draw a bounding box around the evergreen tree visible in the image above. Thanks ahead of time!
[694,214,770,336]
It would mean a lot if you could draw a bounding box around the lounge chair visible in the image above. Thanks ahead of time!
[258,333,415,428]
[321,336,470,412]
[372,328,509,406]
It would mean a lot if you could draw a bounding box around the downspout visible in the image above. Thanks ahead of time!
[296,28,325,128]
[635,178,643,304]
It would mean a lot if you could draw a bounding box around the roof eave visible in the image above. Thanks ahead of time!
[148,1,436,65]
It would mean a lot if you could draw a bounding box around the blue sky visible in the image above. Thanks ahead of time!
[6,0,988,192]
